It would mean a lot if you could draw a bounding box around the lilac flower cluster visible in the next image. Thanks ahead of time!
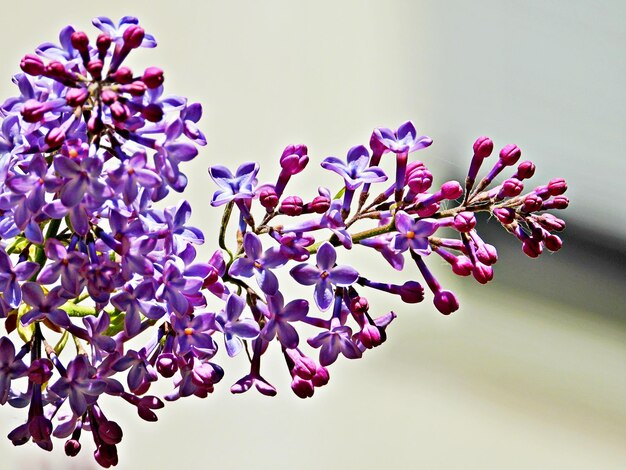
[0,17,570,469]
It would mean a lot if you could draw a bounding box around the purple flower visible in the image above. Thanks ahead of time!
[92,16,157,48]
[208,162,258,207]
[54,150,110,207]
[213,294,260,357]
[392,211,438,255]
[107,150,162,205]
[50,355,108,416]
[171,313,217,357]
[36,239,87,297]
[290,242,358,310]
[0,337,28,405]
[228,232,287,295]
[372,121,432,154]
[359,233,404,270]
[112,348,158,395]
[20,283,70,328]
[0,250,39,307]
[260,293,309,348]
[111,281,166,337]
[83,313,117,354]
[307,323,362,366]
[321,145,387,190]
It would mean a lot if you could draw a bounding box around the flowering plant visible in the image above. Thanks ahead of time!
[0,17,569,467]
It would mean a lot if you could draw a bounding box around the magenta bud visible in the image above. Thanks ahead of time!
[20,54,45,75]
[522,239,543,258]
[433,290,459,315]
[548,178,567,196]
[473,136,494,159]
[44,61,68,79]
[142,66,164,89]
[110,66,133,84]
[291,377,314,398]
[472,263,494,284]
[499,144,522,166]
[96,34,112,53]
[493,207,516,225]
[399,281,424,304]
[202,266,220,288]
[476,243,498,265]
[453,212,476,232]
[515,160,536,180]
[291,355,317,380]
[544,234,562,252]
[440,181,463,200]
[86,59,103,80]
[497,178,524,199]
[110,102,130,121]
[27,358,53,384]
[358,324,383,349]
[536,213,566,232]
[100,89,117,105]
[546,195,569,210]
[309,195,330,214]
[522,194,543,213]
[123,25,145,49]
[406,163,433,193]
[88,115,103,134]
[45,127,65,148]
[122,81,147,97]
[279,196,304,216]
[280,144,309,175]
[65,439,82,457]
[452,256,473,276]
[259,187,278,210]
[369,131,387,157]
[137,407,158,422]
[70,31,89,51]
[142,103,164,122]
[99,421,123,445]
[350,296,369,315]
[21,100,45,123]
[311,366,330,387]
[65,87,89,107]
[156,353,178,378]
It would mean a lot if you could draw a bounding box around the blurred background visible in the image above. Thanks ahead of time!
[0,1,624,468]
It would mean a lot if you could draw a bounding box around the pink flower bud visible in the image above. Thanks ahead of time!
[515,160,535,180]
[110,66,133,84]
[123,25,145,49]
[452,256,473,276]
[544,234,562,252]
[87,59,103,80]
[110,102,130,121]
[522,194,543,213]
[96,34,112,54]
[493,207,516,225]
[21,100,45,123]
[358,324,383,349]
[65,87,89,107]
[142,66,164,89]
[522,239,543,258]
[94,443,119,468]
[45,127,65,148]
[406,163,433,193]
[548,178,567,196]
[44,61,69,80]
[279,144,309,175]
[399,281,424,303]
[535,213,566,232]
[27,358,53,384]
[156,353,178,378]
[544,195,569,210]
[433,290,459,315]
[280,196,304,216]
[441,181,463,200]
[65,439,81,457]
[100,89,117,105]
[472,263,494,284]
[121,81,147,97]
[497,178,524,198]
[291,377,314,398]
[309,195,331,214]
[259,187,278,210]
[99,421,123,445]
[453,212,476,232]
[473,136,494,159]
[142,103,164,122]
[350,296,369,314]
[20,54,45,75]
[311,366,330,387]
[70,31,89,51]
[499,144,521,166]
[476,243,498,265]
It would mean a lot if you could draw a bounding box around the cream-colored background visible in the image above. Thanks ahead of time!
[1,1,624,469]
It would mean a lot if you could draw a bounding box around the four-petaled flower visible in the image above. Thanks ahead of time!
[208,162,259,207]
[392,211,438,255]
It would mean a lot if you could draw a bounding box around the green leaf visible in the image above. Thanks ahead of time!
[333,187,346,199]
[104,309,125,336]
